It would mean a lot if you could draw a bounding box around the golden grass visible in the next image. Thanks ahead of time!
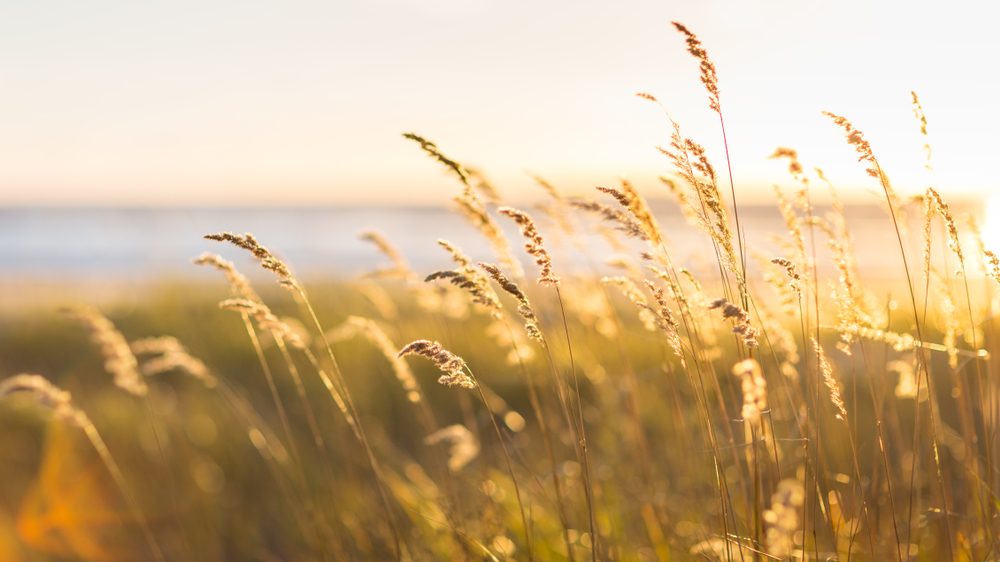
[2,20,1000,562]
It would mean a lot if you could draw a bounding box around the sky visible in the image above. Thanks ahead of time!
[1,0,999,206]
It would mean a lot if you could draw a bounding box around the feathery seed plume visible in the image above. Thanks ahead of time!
[926,188,964,266]
[671,22,721,113]
[568,198,648,241]
[498,206,559,286]
[770,257,802,296]
[644,280,685,361]
[430,239,503,317]
[596,181,666,247]
[218,298,307,350]
[204,232,296,290]
[0,374,88,427]
[63,305,147,396]
[478,262,543,343]
[131,336,216,388]
[424,424,480,472]
[402,132,471,187]
[193,252,260,301]
[985,250,1000,285]
[823,112,876,175]
[398,340,475,389]
[812,338,847,420]
[708,298,758,347]
[404,133,522,276]
[911,91,933,171]
[360,230,414,281]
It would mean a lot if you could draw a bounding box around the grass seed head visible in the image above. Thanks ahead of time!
[498,206,560,286]
[63,305,147,396]
[398,340,475,389]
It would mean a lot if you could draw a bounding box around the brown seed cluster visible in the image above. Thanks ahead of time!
[426,270,502,317]
[402,132,471,187]
[926,187,964,265]
[644,280,685,361]
[671,22,720,113]
[404,132,523,278]
[398,340,475,389]
[708,298,758,348]
[596,181,665,247]
[770,257,801,296]
[770,147,804,178]
[479,262,543,343]
[985,250,1000,285]
[498,206,559,286]
[822,112,878,179]
[430,239,503,317]
[569,198,648,241]
[660,124,741,285]
[911,91,933,170]
[204,232,295,289]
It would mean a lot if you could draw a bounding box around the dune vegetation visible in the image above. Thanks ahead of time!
[2,22,1000,562]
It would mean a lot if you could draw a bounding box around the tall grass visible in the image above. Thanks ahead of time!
[1,21,999,562]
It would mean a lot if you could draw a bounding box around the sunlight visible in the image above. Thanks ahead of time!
[981,194,1000,253]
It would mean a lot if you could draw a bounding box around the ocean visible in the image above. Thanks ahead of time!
[0,202,976,283]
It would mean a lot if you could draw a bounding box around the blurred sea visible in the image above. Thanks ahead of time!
[0,202,983,284]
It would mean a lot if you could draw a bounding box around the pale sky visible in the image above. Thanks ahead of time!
[1,0,998,206]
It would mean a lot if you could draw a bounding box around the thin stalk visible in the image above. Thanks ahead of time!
[81,421,165,562]
[718,114,748,310]
[504,319,575,561]
[467,366,535,560]
[555,286,599,561]
[870,162,954,560]
[295,290,404,561]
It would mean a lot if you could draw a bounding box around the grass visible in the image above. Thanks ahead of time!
[1,22,1000,562]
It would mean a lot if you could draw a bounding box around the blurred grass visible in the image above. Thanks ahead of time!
[0,274,990,561]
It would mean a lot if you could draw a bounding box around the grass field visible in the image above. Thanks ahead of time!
[2,23,1000,562]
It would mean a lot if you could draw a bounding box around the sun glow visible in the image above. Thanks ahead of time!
[979,195,1000,254]
[2,1,1000,205]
